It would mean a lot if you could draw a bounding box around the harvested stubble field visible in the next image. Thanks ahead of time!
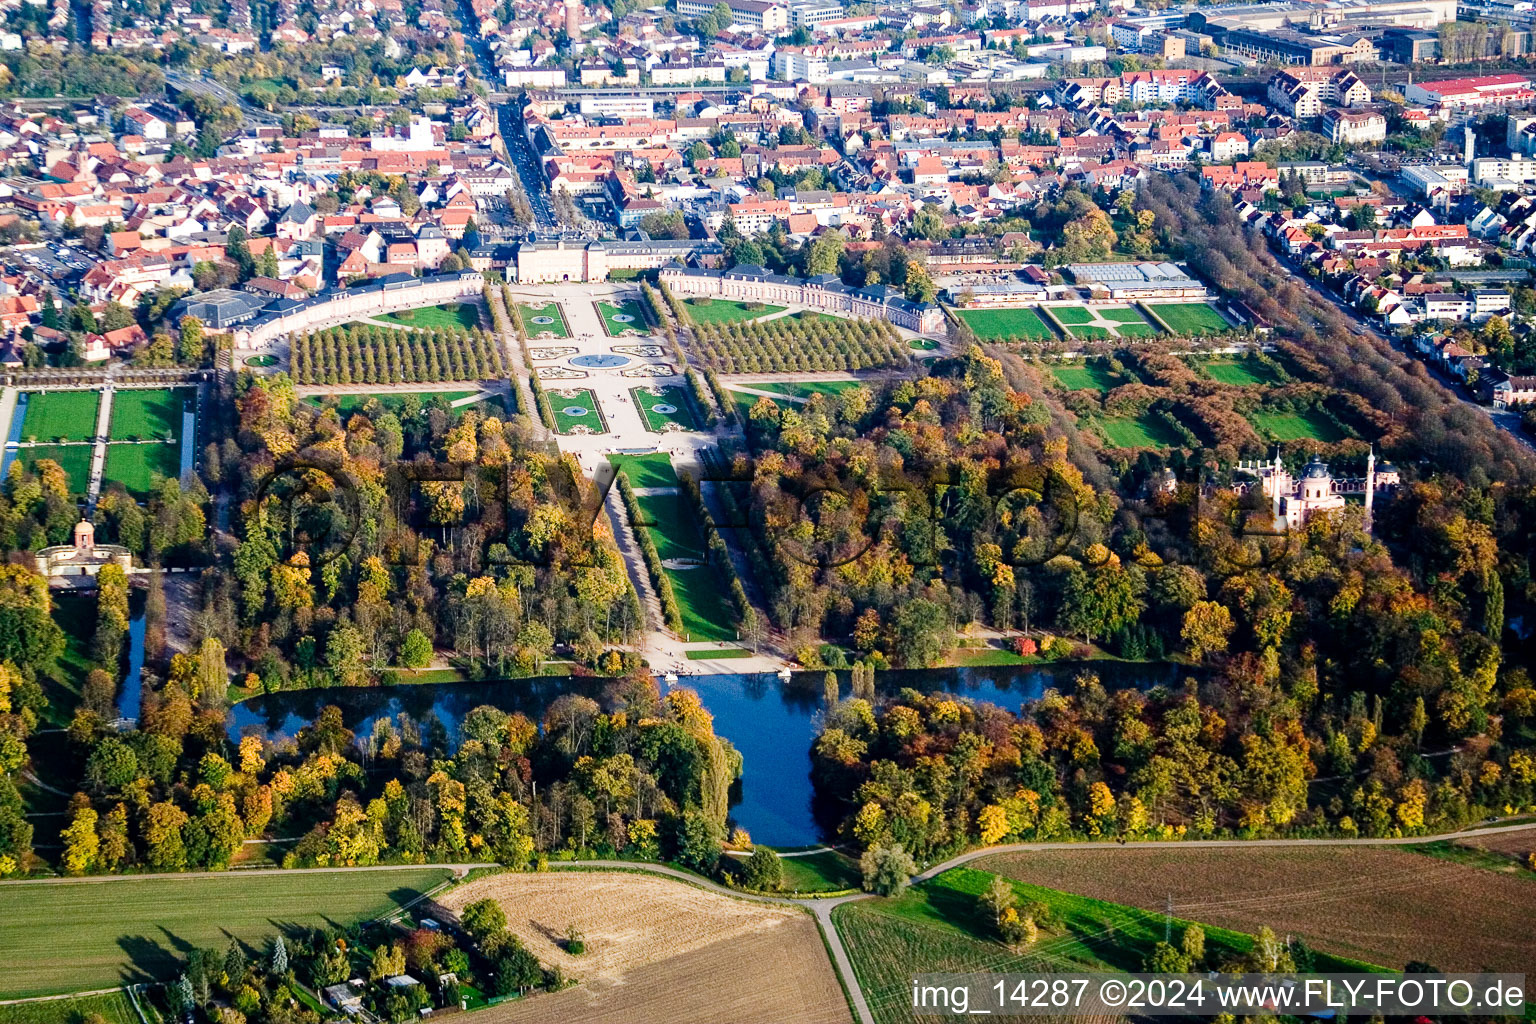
[441,870,850,1024]
[979,842,1536,972]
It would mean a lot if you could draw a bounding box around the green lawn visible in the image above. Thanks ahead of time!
[633,490,734,641]
[16,444,93,495]
[305,391,484,421]
[1046,304,1094,325]
[1050,364,1120,392]
[632,386,701,432]
[103,442,181,497]
[1249,409,1349,442]
[0,868,454,998]
[610,452,679,489]
[108,388,186,442]
[0,990,140,1024]
[518,302,570,338]
[1094,413,1181,449]
[909,338,939,350]
[375,302,480,330]
[635,491,705,562]
[1199,358,1282,386]
[551,388,606,434]
[729,380,865,421]
[1068,324,1113,340]
[1099,307,1150,324]
[244,354,278,367]
[684,647,754,660]
[794,311,844,324]
[776,850,861,893]
[1144,302,1231,334]
[683,298,785,324]
[597,299,649,336]
[20,390,99,442]
[955,307,1056,341]
[952,647,1029,666]
[1113,321,1161,339]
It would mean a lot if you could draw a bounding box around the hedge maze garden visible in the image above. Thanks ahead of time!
[289,324,507,385]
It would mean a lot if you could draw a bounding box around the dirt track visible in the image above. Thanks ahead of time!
[440,871,852,1024]
[980,844,1536,972]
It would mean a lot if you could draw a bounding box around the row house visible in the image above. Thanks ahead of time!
[1266,69,1371,119]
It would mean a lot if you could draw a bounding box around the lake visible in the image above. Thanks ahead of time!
[228,661,1187,846]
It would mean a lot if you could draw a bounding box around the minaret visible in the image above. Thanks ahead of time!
[1364,447,1376,534]
[1270,448,1282,527]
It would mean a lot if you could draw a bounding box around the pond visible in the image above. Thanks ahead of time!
[228,661,1187,846]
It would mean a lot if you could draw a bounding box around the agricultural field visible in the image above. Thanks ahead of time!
[609,452,679,489]
[597,299,649,335]
[1093,413,1181,449]
[954,307,1056,341]
[1198,358,1282,386]
[835,865,1373,1024]
[103,442,181,497]
[1049,364,1122,392]
[550,388,607,434]
[519,302,570,338]
[374,302,481,331]
[683,298,785,324]
[0,868,453,998]
[0,990,140,1024]
[1412,830,1536,879]
[979,843,1536,973]
[632,386,702,432]
[1144,302,1231,334]
[441,871,850,1024]
[1249,409,1350,442]
[19,390,99,442]
[108,388,186,441]
[16,444,93,494]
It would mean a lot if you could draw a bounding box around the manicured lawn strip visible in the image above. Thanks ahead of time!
[1047,304,1094,325]
[0,868,453,998]
[608,452,679,489]
[597,299,649,335]
[1099,307,1150,323]
[1050,364,1120,392]
[0,990,139,1024]
[1068,324,1112,340]
[550,388,606,434]
[1249,409,1349,442]
[1113,322,1161,338]
[20,390,99,442]
[952,648,1029,666]
[794,311,844,323]
[244,354,278,367]
[517,302,570,338]
[1199,358,1281,386]
[1146,302,1230,334]
[665,561,736,642]
[375,302,481,330]
[684,647,754,660]
[634,491,706,561]
[631,386,702,432]
[909,338,938,350]
[1094,413,1181,449]
[17,444,92,494]
[108,388,184,442]
[775,850,862,893]
[954,307,1056,341]
[683,298,786,324]
[103,442,181,497]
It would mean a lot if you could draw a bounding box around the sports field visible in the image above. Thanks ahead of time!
[597,299,649,335]
[1094,413,1181,449]
[632,386,701,432]
[1249,409,1349,442]
[518,302,570,338]
[20,391,99,442]
[1145,302,1230,334]
[610,452,679,489]
[1050,364,1120,392]
[1199,358,1282,386]
[551,388,606,434]
[17,445,93,494]
[103,442,181,497]
[375,302,480,330]
[108,388,185,441]
[0,867,454,998]
[954,307,1055,341]
[684,298,785,324]
[1046,305,1094,324]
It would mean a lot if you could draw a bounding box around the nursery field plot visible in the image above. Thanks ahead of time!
[441,871,849,1024]
[597,299,649,335]
[16,445,92,494]
[518,302,570,338]
[375,302,480,330]
[1249,409,1350,442]
[684,298,785,324]
[20,391,100,442]
[632,386,702,432]
[1046,304,1094,324]
[550,388,607,434]
[1199,358,1282,386]
[1050,364,1121,392]
[1094,413,1181,449]
[108,388,186,441]
[1145,302,1231,334]
[103,442,181,497]
[954,307,1056,341]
